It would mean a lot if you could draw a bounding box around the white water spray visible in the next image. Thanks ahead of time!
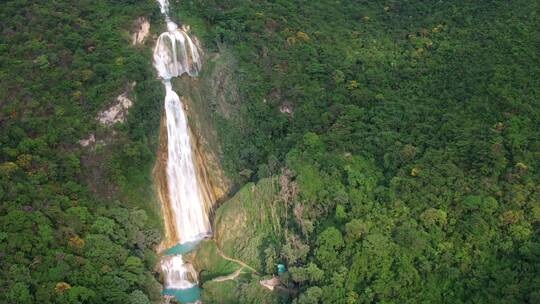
[163,80,211,243]
[154,0,201,79]
[161,255,199,289]
[153,0,209,293]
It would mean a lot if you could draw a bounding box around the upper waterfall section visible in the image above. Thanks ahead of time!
[154,0,202,80]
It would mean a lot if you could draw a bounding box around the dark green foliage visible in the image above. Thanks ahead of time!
[2,0,539,302]
[0,0,163,303]
[202,278,282,304]
[180,0,540,303]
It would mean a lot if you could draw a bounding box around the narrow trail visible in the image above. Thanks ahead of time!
[215,246,259,274]
[211,267,244,282]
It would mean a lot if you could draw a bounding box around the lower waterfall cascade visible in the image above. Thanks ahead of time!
[153,0,210,302]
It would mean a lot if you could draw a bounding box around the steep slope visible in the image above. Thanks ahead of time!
[213,178,283,272]
[0,1,164,303]
[175,1,540,303]
[186,178,287,303]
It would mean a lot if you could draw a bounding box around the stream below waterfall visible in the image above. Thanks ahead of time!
[153,0,211,303]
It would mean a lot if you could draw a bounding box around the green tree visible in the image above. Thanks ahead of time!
[315,227,344,269]
[129,290,150,304]
[296,286,323,304]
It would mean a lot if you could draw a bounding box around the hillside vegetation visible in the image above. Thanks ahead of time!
[0,1,164,303]
[1,0,539,303]
[179,0,540,303]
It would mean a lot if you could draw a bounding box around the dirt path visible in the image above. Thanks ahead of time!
[212,267,244,282]
[215,247,259,274]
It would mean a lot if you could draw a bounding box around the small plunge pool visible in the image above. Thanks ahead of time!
[163,286,202,303]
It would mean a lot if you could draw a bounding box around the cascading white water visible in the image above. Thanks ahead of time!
[153,0,209,295]
[163,80,211,243]
[154,30,201,79]
[154,0,201,79]
[161,255,198,289]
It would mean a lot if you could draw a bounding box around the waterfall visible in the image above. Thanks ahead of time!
[163,80,211,243]
[154,1,201,79]
[154,29,201,79]
[161,255,199,289]
[153,0,209,297]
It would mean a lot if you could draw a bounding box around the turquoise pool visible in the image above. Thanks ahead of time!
[163,286,202,303]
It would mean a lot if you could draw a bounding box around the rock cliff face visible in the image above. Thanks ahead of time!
[97,81,136,126]
[154,111,229,249]
[173,52,239,198]
[131,17,150,45]
[153,114,175,249]
[153,52,235,249]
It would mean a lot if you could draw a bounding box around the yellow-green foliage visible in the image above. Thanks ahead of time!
[202,279,281,304]
[201,281,238,303]
[0,1,163,302]
[188,240,240,281]
[214,178,283,272]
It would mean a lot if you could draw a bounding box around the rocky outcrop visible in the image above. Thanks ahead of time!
[132,17,150,45]
[260,276,281,291]
[97,81,136,126]
[279,103,294,116]
[79,134,96,147]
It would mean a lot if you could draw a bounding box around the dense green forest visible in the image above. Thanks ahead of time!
[0,1,164,303]
[179,0,540,303]
[1,0,539,303]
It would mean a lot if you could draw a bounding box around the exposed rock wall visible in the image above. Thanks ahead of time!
[97,81,136,126]
[153,70,233,248]
[173,52,239,204]
[132,17,150,45]
[153,114,178,249]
